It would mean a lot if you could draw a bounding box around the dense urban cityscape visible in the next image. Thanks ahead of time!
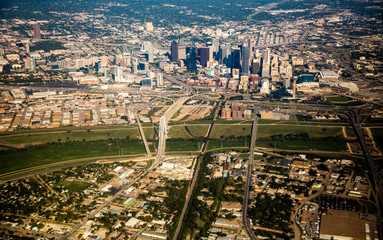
[0,0,382,239]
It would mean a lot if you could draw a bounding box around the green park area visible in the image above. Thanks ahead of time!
[168,125,209,138]
[325,96,353,102]
[211,124,343,139]
[0,126,141,146]
[57,180,92,192]
[0,140,146,175]
[0,120,362,177]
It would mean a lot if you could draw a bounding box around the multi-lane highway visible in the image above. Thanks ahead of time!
[242,106,259,240]
[135,113,151,156]
[172,101,221,240]
[150,96,189,171]
[346,109,383,240]
[63,97,188,239]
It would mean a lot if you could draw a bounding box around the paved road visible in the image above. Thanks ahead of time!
[63,171,149,239]
[135,114,151,156]
[291,164,334,240]
[346,110,383,240]
[64,97,190,239]
[172,102,221,240]
[150,97,189,171]
[242,106,259,240]
[0,225,61,239]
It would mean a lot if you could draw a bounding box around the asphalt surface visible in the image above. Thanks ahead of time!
[172,102,221,240]
[242,106,259,240]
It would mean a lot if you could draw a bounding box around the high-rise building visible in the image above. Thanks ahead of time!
[199,47,210,67]
[187,47,197,72]
[30,58,36,72]
[141,78,152,88]
[231,48,241,69]
[147,42,154,63]
[219,44,231,65]
[33,24,41,39]
[95,61,101,72]
[241,46,250,76]
[262,48,271,64]
[261,63,270,77]
[212,39,220,54]
[115,66,123,82]
[171,41,178,62]
[157,73,163,87]
[177,37,186,60]
[132,62,138,73]
[251,58,261,75]
[178,45,186,60]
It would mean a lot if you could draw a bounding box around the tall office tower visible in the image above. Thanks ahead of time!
[231,47,241,70]
[30,58,36,72]
[132,61,138,73]
[123,55,131,67]
[187,47,197,72]
[177,37,186,60]
[208,46,214,62]
[33,24,41,39]
[271,55,278,68]
[171,41,178,62]
[115,66,123,82]
[141,78,153,88]
[95,61,101,72]
[251,58,261,75]
[148,42,154,63]
[26,43,30,53]
[199,47,210,67]
[212,39,220,54]
[178,45,186,60]
[178,36,185,46]
[241,46,250,76]
[157,73,163,87]
[261,63,270,77]
[219,44,231,65]
[262,48,271,64]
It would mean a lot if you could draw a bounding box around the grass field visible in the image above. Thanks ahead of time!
[325,96,353,102]
[57,180,92,192]
[168,125,209,139]
[166,140,203,152]
[143,127,155,140]
[208,140,249,150]
[256,140,348,151]
[210,124,344,139]
[211,125,252,138]
[0,127,140,146]
[257,125,343,139]
[0,140,145,174]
